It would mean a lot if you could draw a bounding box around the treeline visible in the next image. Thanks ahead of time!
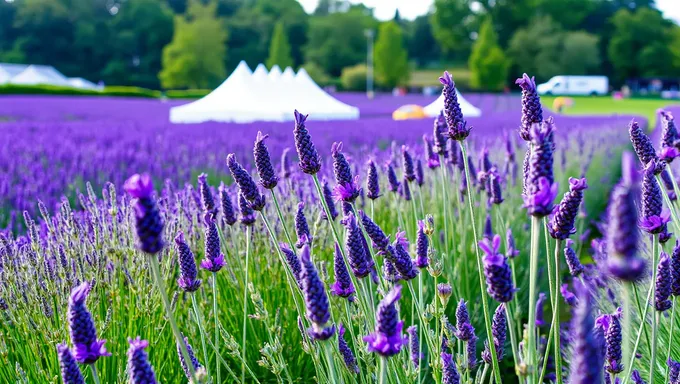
[0,0,678,91]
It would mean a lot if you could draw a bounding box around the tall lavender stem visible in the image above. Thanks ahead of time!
[241,226,252,384]
[527,215,541,383]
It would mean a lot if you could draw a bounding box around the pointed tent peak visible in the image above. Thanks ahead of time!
[233,61,252,75]
[253,63,268,76]
[269,65,282,81]
[295,67,311,80]
[281,67,296,82]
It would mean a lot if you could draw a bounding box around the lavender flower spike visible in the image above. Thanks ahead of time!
[200,213,226,272]
[57,343,85,384]
[568,284,603,384]
[338,324,359,374]
[359,210,390,251]
[124,174,164,254]
[295,202,312,248]
[293,110,321,175]
[631,369,647,384]
[280,147,292,179]
[441,352,461,384]
[238,192,256,226]
[280,243,302,289]
[197,173,217,215]
[127,337,158,384]
[549,177,588,239]
[330,243,355,299]
[454,299,475,341]
[506,229,520,259]
[343,212,371,278]
[300,245,335,340]
[219,183,237,226]
[366,160,381,200]
[433,111,449,156]
[479,235,515,303]
[439,71,471,141]
[564,239,584,276]
[524,119,558,217]
[402,145,416,182]
[483,304,507,364]
[668,359,680,383]
[320,179,339,221]
[414,220,429,268]
[489,171,504,205]
[656,252,672,312]
[407,325,421,368]
[561,284,578,307]
[177,336,202,380]
[226,154,266,211]
[516,73,543,141]
[389,236,418,280]
[672,241,680,296]
[68,282,111,364]
[415,159,424,186]
[332,142,360,202]
[387,164,400,193]
[595,309,623,374]
[659,110,680,162]
[640,160,671,234]
[535,293,547,327]
[629,120,659,171]
[253,131,278,189]
[364,285,408,356]
[175,231,202,292]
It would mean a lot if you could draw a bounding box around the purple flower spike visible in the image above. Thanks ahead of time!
[402,145,416,182]
[295,202,312,248]
[359,211,390,251]
[300,245,335,340]
[564,239,584,276]
[631,369,646,384]
[535,293,547,327]
[483,304,507,364]
[660,169,677,201]
[293,110,321,175]
[200,213,226,272]
[226,154,266,211]
[424,135,440,169]
[561,284,578,307]
[330,243,355,299]
[219,183,237,226]
[280,147,292,179]
[366,160,381,200]
[387,164,400,193]
[668,359,680,383]
[415,159,424,187]
[671,241,680,296]
[549,177,588,240]
[238,192,256,226]
[338,324,359,374]
[516,73,543,141]
[483,213,493,240]
[489,171,504,205]
[415,220,429,268]
[433,111,449,156]
[57,343,85,384]
[407,325,422,368]
[389,239,418,280]
[177,336,202,380]
[640,160,671,234]
[441,352,461,384]
[320,179,339,221]
[124,174,164,254]
[660,110,680,162]
[454,299,475,341]
[656,252,672,312]
[569,284,603,384]
[400,176,412,201]
[607,168,645,281]
[68,282,111,364]
[480,235,515,303]
[280,243,302,289]
[524,119,558,217]
[197,173,217,215]
[127,337,158,384]
[364,285,408,356]
[506,229,519,259]
[440,71,471,141]
[332,142,360,202]
[175,231,201,292]
[343,212,371,278]
[629,120,659,170]
[253,131,278,189]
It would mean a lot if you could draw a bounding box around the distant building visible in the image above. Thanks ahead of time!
[0,63,102,90]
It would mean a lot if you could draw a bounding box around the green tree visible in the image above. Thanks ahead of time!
[373,21,409,89]
[160,0,227,89]
[405,14,439,67]
[340,64,367,91]
[608,7,676,81]
[266,21,293,69]
[561,31,601,75]
[468,17,508,91]
[430,0,475,59]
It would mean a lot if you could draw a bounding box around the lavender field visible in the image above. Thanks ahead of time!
[2,77,680,384]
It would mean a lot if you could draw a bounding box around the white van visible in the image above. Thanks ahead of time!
[536,76,609,96]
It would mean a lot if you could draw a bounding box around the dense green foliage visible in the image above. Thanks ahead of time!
[468,18,509,91]
[341,64,368,91]
[0,84,161,98]
[0,0,677,90]
[373,21,409,89]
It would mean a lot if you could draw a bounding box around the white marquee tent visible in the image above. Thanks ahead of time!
[424,92,482,118]
[9,65,71,86]
[170,61,359,124]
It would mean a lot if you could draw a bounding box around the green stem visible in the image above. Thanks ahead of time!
[191,293,211,379]
[438,162,451,260]
[417,272,423,384]
[148,255,196,380]
[526,216,541,384]
[379,357,388,384]
[89,364,101,384]
[241,226,251,384]
[460,142,502,384]
[665,297,677,382]
[537,318,555,384]
[650,312,660,384]
[212,272,220,384]
[270,189,296,251]
[632,284,652,357]
[505,304,521,376]
[622,283,633,382]
[324,342,338,384]
[553,238,563,384]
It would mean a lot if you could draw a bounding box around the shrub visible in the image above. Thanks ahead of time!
[340,64,367,92]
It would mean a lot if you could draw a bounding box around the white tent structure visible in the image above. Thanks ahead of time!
[9,65,71,87]
[0,63,28,84]
[423,92,482,118]
[67,77,100,90]
[170,61,359,123]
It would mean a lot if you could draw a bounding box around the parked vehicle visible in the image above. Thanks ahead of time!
[536,76,608,96]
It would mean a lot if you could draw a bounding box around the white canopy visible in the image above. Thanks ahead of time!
[170,62,359,123]
[67,77,100,90]
[424,91,482,118]
[0,63,28,84]
[10,65,71,86]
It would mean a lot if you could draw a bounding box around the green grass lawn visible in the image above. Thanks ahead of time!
[541,95,680,127]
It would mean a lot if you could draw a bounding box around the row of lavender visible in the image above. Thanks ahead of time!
[0,71,647,384]
[0,93,635,235]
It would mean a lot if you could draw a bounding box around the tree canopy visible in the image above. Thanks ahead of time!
[374,21,409,89]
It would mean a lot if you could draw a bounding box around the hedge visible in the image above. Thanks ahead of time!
[0,84,161,98]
